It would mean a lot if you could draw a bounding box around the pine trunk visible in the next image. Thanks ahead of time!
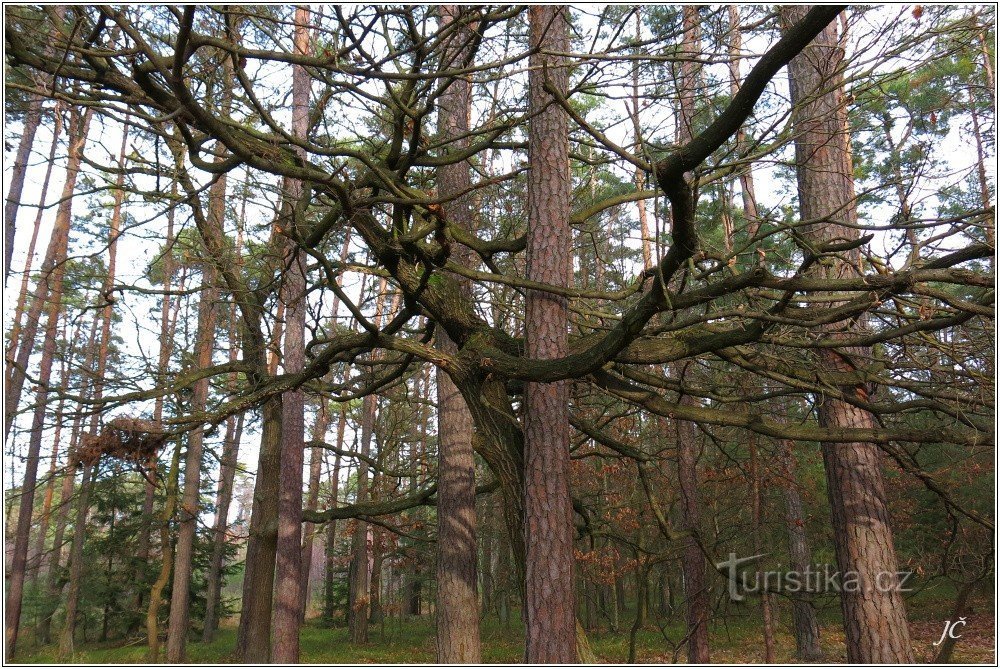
[4,92,42,283]
[272,9,311,660]
[783,6,914,662]
[434,5,482,662]
[524,6,576,663]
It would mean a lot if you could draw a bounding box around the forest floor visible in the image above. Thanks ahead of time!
[17,589,995,664]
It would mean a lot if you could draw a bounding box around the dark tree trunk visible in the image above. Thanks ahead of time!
[237,394,283,662]
[523,6,576,663]
[783,6,914,662]
[780,440,823,660]
[57,464,95,660]
[676,388,710,663]
[202,412,244,641]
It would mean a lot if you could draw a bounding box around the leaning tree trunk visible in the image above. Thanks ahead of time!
[5,107,95,661]
[433,4,482,663]
[523,6,576,662]
[4,91,42,283]
[4,106,93,442]
[4,101,62,396]
[783,6,914,662]
[147,441,182,662]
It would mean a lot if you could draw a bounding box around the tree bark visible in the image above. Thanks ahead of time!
[4,91,42,283]
[674,9,711,663]
[57,463,95,660]
[272,8,312,660]
[433,5,482,663]
[300,406,327,621]
[783,6,914,662]
[780,440,823,660]
[524,6,576,663]
[5,106,95,661]
[165,270,218,663]
[202,412,244,641]
[4,105,92,442]
[147,442,182,662]
[236,394,283,661]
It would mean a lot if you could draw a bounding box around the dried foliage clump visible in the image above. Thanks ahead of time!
[75,418,168,467]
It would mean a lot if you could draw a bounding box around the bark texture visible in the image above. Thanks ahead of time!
[434,5,482,663]
[524,6,576,663]
[272,7,311,660]
[783,6,915,662]
[166,265,218,662]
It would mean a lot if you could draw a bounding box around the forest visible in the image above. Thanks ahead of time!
[1,4,995,665]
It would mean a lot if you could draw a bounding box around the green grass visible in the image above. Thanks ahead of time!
[15,589,995,664]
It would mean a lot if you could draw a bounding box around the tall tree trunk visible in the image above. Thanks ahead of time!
[5,105,92,442]
[434,5,482,663]
[674,8,711,663]
[272,8,311,661]
[4,101,63,392]
[236,393,283,661]
[783,6,914,662]
[140,178,180,567]
[631,13,653,272]
[166,171,222,663]
[726,6,761,241]
[5,107,96,660]
[524,6,575,663]
[675,394,710,663]
[4,92,42,283]
[348,280,387,643]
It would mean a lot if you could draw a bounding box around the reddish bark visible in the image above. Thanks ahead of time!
[524,6,576,663]
[784,6,914,662]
